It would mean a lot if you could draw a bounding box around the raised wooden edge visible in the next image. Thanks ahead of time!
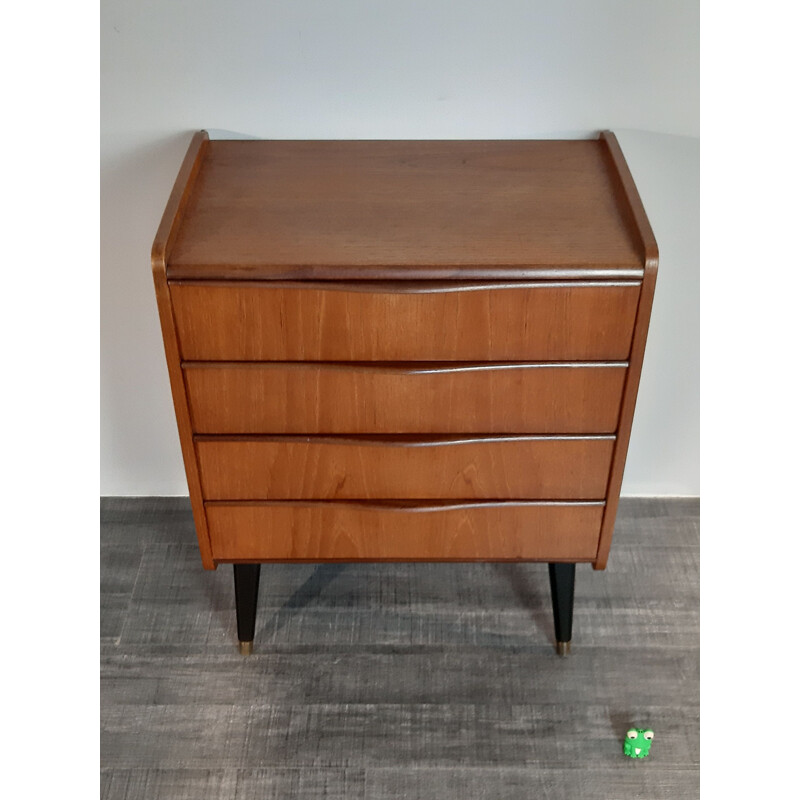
[152,131,216,569]
[170,278,643,292]
[206,500,606,510]
[594,132,659,570]
[181,361,630,373]
[193,434,617,445]
[599,131,658,271]
[167,264,645,281]
[152,130,209,268]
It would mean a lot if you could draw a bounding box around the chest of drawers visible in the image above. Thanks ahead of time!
[152,131,657,655]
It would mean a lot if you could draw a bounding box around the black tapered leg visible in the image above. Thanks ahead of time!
[233,564,261,655]
[548,563,576,656]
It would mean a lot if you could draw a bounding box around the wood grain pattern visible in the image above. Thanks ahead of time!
[194,435,616,500]
[204,501,604,562]
[150,130,216,569]
[594,132,659,570]
[151,133,658,578]
[166,139,644,280]
[171,281,640,362]
[183,363,628,435]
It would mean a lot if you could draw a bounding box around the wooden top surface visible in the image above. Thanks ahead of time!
[164,136,650,280]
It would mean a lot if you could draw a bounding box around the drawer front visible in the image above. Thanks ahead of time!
[206,501,604,561]
[185,363,627,434]
[196,435,615,500]
[171,281,640,362]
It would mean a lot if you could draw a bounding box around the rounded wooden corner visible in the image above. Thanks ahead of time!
[644,252,659,279]
[151,251,167,280]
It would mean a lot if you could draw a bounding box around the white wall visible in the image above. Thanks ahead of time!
[101,0,699,496]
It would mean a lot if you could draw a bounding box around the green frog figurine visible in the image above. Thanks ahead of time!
[623,728,654,758]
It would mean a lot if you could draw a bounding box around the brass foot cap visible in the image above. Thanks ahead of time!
[238,641,253,656]
[556,640,571,657]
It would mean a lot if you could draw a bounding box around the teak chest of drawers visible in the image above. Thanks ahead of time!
[153,131,657,655]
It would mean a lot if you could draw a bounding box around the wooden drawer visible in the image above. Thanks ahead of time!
[196,435,615,500]
[205,501,604,561]
[171,281,640,362]
[184,362,627,434]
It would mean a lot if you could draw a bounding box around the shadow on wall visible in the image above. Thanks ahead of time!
[101,131,198,495]
[611,130,699,496]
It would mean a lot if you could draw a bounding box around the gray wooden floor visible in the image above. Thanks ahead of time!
[101,497,699,799]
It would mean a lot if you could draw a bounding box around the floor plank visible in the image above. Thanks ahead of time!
[101,647,698,707]
[364,766,699,800]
